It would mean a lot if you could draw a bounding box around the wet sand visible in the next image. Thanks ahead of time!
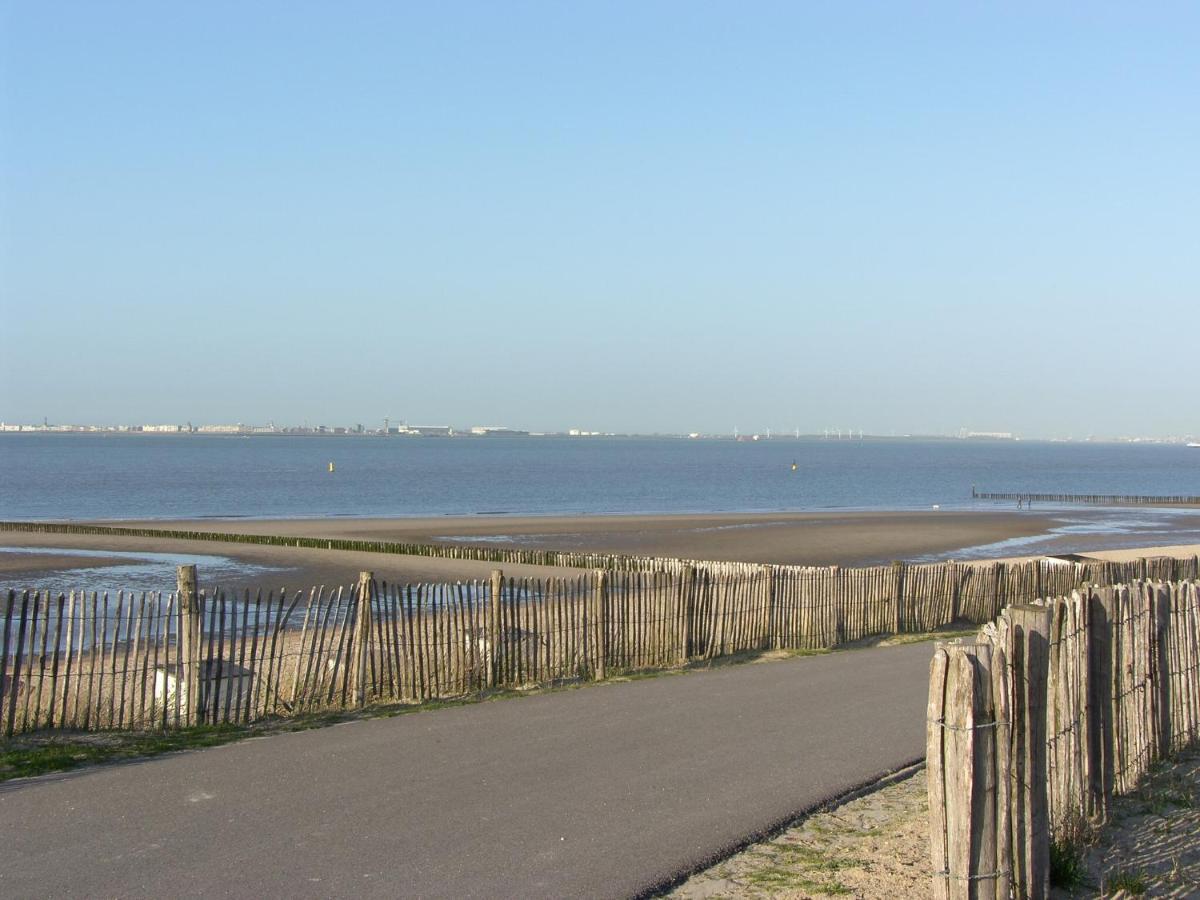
[106,509,1058,565]
[0,536,556,594]
[3,510,1198,592]
[0,551,137,576]
[2,511,1052,591]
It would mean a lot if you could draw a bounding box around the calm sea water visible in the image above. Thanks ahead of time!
[2,434,1198,520]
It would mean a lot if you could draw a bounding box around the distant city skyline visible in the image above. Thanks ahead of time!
[2,4,1197,436]
[1,415,1196,444]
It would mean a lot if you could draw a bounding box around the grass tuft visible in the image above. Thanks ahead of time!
[1103,867,1148,895]
[1049,837,1088,890]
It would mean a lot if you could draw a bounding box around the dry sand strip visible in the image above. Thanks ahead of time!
[1080,544,1200,563]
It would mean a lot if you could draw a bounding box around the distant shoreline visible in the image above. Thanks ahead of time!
[2,431,1195,444]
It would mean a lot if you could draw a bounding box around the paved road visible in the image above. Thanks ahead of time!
[0,644,930,899]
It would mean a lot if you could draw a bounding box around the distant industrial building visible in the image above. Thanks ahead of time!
[961,430,1016,440]
[470,426,528,436]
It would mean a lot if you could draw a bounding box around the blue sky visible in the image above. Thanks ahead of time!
[2,2,1197,437]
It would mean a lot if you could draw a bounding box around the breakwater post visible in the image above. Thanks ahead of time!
[973,490,1200,506]
[595,570,609,680]
[488,570,503,688]
[177,565,202,727]
[352,572,373,708]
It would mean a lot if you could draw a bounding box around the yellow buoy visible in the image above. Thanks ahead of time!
[328,461,335,473]
[791,461,798,472]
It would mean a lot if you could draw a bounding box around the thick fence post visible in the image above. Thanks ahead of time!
[832,566,844,644]
[928,646,951,900]
[3,591,23,738]
[679,566,695,662]
[488,569,502,688]
[763,565,776,649]
[989,628,1014,900]
[177,565,201,728]
[950,561,961,623]
[929,641,1003,899]
[892,560,905,634]
[1007,604,1051,899]
[991,564,1005,619]
[595,570,609,680]
[352,572,373,708]
[1087,587,1115,824]
[1152,583,1171,760]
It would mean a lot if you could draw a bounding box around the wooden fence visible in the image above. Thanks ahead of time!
[927,580,1200,898]
[3,555,1199,738]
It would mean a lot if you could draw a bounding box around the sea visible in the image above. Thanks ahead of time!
[2,433,1198,521]
[3,434,1200,593]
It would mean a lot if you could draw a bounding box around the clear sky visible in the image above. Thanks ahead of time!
[1,2,1197,437]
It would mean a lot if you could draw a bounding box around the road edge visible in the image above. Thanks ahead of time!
[635,757,927,899]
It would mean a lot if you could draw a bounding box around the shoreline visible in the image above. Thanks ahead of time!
[3,509,1200,593]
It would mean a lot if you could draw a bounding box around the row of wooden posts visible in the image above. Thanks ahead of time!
[0,520,715,572]
[14,517,1197,576]
[3,555,1200,738]
[927,580,1200,898]
[971,488,1200,506]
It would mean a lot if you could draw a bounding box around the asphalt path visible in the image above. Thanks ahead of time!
[0,643,931,899]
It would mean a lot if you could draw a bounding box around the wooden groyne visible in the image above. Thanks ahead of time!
[0,520,658,573]
[972,488,1200,506]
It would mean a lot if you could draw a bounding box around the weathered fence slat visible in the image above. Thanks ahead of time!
[930,580,1198,900]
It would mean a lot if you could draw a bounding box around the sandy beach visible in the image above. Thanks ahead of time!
[0,551,137,576]
[2,510,1199,593]
[105,509,1059,563]
[0,510,1049,588]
